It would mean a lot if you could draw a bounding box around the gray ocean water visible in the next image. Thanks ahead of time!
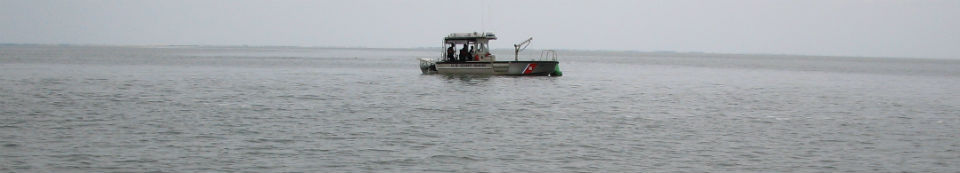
[1,45,958,172]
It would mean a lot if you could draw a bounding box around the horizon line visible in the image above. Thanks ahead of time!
[0,42,944,60]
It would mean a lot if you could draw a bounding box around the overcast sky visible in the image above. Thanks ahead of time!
[1,0,958,59]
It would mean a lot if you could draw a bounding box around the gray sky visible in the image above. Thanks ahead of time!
[2,0,958,59]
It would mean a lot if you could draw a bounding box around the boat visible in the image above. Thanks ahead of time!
[419,32,562,76]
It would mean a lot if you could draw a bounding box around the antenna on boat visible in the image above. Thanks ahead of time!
[480,0,486,33]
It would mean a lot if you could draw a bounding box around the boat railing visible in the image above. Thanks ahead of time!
[537,50,558,61]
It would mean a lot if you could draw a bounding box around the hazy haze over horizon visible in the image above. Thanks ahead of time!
[1,0,958,59]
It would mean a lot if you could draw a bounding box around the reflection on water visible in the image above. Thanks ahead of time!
[441,74,493,85]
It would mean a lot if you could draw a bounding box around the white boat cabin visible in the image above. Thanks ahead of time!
[442,32,497,62]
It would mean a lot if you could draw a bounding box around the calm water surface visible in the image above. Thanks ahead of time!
[1,45,958,172]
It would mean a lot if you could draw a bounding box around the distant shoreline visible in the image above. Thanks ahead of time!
[0,43,948,61]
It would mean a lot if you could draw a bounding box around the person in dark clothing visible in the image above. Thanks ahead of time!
[446,44,455,62]
[459,44,469,62]
[469,46,475,61]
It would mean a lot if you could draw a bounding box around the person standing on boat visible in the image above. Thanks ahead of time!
[446,44,456,62]
[469,46,476,61]
[459,44,469,62]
